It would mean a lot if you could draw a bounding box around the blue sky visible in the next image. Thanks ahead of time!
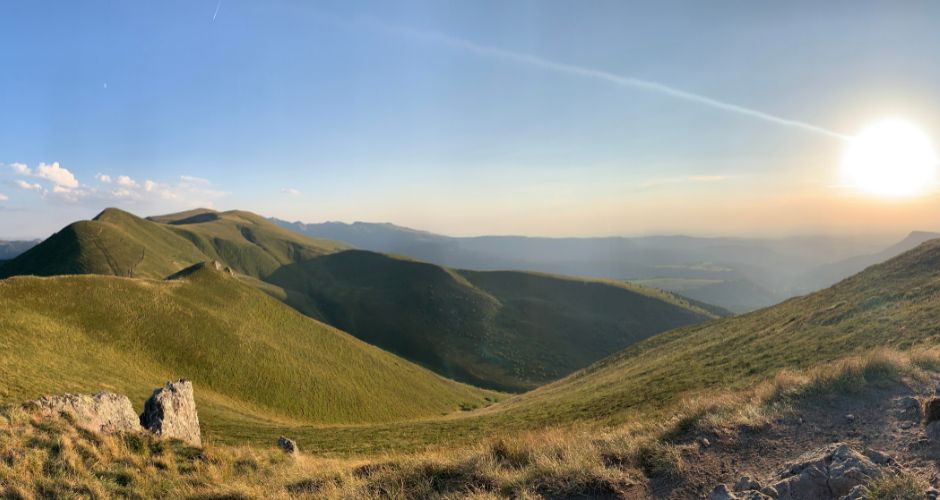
[2,0,939,238]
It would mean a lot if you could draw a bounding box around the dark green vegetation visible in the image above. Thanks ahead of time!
[266,253,718,391]
[1,208,717,391]
[0,263,494,434]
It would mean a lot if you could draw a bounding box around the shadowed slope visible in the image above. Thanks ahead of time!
[268,250,718,391]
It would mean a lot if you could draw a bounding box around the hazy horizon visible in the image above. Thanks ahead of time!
[2,1,939,239]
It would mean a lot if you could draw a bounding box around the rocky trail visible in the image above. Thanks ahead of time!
[650,375,940,498]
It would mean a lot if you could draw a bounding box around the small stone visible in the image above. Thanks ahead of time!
[900,421,914,430]
[277,436,299,454]
[700,437,711,447]
[140,379,201,447]
[845,413,856,422]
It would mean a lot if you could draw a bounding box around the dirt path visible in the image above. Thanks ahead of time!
[652,376,940,498]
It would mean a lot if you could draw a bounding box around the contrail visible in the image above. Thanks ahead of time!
[367,20,851,141]
[211,0,222,22]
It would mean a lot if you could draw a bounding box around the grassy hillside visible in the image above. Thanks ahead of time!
[0,263,495,436]
[0,209,209,278]
[498,237,940,424]
[223,236,940,455]
[157,209,348,278]
[1,208,717,392]
[266,251,718,391]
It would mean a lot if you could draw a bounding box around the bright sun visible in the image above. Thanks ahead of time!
[841,119,938,197]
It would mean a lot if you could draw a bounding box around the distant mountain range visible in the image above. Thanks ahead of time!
[0,239,38,260]
[272,218,919,312]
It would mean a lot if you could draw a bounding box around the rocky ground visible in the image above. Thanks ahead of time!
[648,375,940,498]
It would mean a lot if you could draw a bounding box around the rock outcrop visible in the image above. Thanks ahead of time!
[772,444,883,499]
[140,379,202,446]
[24,391,140,434]
[714,444,892,499]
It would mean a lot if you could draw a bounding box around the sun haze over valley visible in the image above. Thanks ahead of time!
[2,1,940,498]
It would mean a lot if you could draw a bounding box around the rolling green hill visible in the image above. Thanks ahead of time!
[1,208,718,392]
[230,235,940,456]
[267,250,719,391]
[496,236,940,425]
[0,262,494,434]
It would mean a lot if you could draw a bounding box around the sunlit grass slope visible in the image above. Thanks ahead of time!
[500,237,940,423]
[0,208,208,278]
[236,237,940,454]
[155,208,348,278]
[0,263,494,435]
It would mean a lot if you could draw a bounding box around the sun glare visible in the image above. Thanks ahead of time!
[841,119,938,197]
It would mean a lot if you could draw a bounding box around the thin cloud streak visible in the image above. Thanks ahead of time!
[368,20,851,141]
[212,0,222,22]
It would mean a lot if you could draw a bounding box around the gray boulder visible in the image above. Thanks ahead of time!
[140,379,202,446]
[25,391,140,434]
[772,443,883,499]
[277,436,299,454]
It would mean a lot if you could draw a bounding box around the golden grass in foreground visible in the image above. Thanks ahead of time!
[1,349,935,499]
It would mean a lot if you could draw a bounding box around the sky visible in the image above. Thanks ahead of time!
[1,0,940,239]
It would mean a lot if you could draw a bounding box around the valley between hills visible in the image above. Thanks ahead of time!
[3,208,940,498]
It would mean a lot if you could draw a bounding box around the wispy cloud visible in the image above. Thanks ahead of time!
[281,188,301,196]
[0,193,8,201]
[9,162,227,207]
[211,0,222,22]
[365,19,851,141]
[9,163,30,175]
[115,175,139,188]
[14,180,42,191]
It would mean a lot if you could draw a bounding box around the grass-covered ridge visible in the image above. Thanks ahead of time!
[498,237,940,424]
[1,207,718,392]
[266,250,718,391]
[0,263,495,435]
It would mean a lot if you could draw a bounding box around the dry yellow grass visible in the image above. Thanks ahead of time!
[2,348,933,499]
